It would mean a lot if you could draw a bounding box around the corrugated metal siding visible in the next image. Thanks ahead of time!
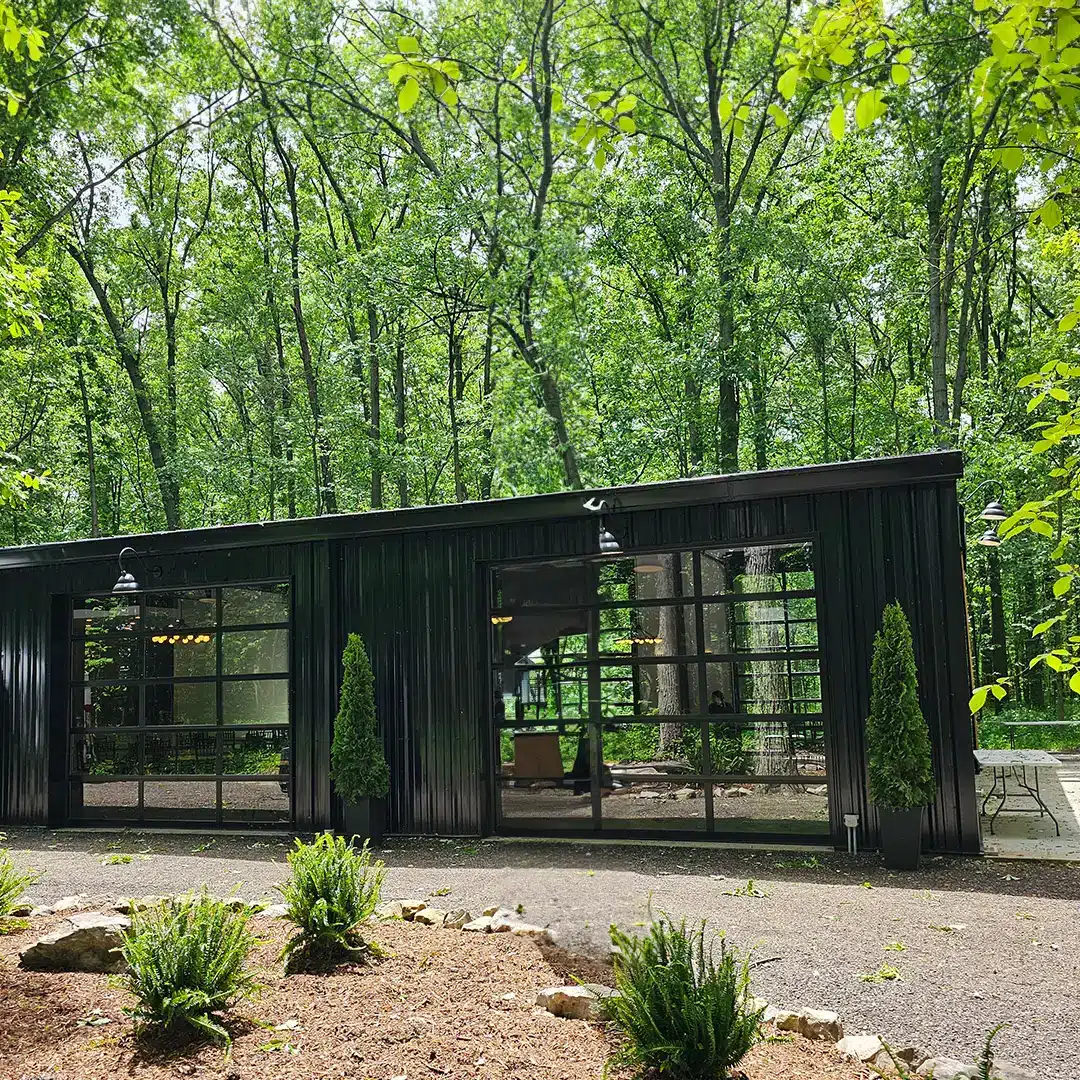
[0,467,979,852]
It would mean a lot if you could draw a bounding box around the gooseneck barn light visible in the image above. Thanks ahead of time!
[112,546,142,593]
[583,496,622,556]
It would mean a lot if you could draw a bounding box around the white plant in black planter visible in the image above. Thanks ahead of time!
[331,633,390,846]
[866,602,936,870]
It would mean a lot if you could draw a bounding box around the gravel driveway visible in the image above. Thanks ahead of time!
[5,829,1078,1079]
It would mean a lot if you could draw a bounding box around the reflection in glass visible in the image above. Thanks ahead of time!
[223,630,289,675]
[221,727,288,774]
[143,779,217,819]
[597,554,693,603]
[145,636,216,679]
[74,685,138,728]
[220,780,289,821]
[144,731,217,775]
[72,598,141,634]
[222,584,289,626]
[74,636,141,682]
[79,781,140,812]
[71,732,138,775]
[146,682,216,726]
[144,589,216,629]
[222,679,288,725]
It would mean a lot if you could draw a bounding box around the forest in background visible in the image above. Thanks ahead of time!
[0,0,1077,713]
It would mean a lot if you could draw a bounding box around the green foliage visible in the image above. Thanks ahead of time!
[277,833,385,972]
[866,603,936,811]
[0,849,39,915]
[330,634,389,802]
[120,892,259,1046]
[607,915,762,1080]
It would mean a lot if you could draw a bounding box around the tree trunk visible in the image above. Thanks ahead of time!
[367,303,383,509]
[927,148,951,447]
[394,320,409,507]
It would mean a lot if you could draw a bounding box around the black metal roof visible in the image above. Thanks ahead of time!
[0,451,963,569]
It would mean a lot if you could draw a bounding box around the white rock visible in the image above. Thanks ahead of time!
[800,1008,843,1041]
[50,895,89,914]
[29,906,52,918]
[536,984,618,1020]
[414,907,447,926]
[509,922,552,940]
[261,903,289,919]
[990,1063,1039,1080]
[462,916,494,933]
[482,904,503,917]
[837,1035,884,1062]
[769,1008,803,1030]
[443,909,472,929]
[375,900,404,920]
[19,912,130,973]
[916,1057,978,1079]
[401,901,428,920]
[723,786,753,797]
[672,787,698,799]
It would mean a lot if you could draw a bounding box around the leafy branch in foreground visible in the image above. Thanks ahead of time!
[0,849,39,916]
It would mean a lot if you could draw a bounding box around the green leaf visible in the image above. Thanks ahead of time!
[1060,311,1080,332]
[1058,13,1080,49]
[778,66,799,101]
[767,103,789,128]
[1000,146,1025,171]
[855,89,886,129]
[441,86,458,107]
[718,95,733,122]
[551,89,563,112]
[865,40,886,58]
[594,146,607,169]
[828,102,845,140]
[1069,670,1080,694]
[617,115,636,134]
[829,45,854,65]
[1034,617,1059,635]
[1054,575,1072,597]
[616,95,637,114]
[397,35,419,55]
[397,77,420,112]
[969,685,989,713]
[1031,519,1054,537]
[511,58,528,79]
[896,47,914,63]
[891,63,911,86]
[1041,198,1063,228]
[989,683,1007,700]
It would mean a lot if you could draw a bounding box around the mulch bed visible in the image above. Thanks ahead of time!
[0,915,871,1079]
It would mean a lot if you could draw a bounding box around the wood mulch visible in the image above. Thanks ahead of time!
[0,914,873,1079]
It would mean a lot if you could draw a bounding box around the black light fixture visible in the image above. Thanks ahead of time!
[583,496,622,556]
[977,527,1002,548]
[979,499,1007,522]
[112,546,141,593]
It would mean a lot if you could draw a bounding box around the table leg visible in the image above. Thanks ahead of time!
[986,767,1009,835]
[1012,765,1061,837]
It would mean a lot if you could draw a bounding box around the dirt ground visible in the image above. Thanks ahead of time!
[0,915,868,1080]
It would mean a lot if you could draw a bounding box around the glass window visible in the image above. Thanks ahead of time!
[75,685,138,728]
[144,731,218,775]
[74,636,141,682]
[222,679,289,725]
[222,584,289,626]
[597,554,694,603]
[146,682,217,726]
[145,635,216,679]
[72,598,141,635]
[598,603,697,660]
[223,629,289,675]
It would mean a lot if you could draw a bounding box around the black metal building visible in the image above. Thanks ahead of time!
[0,452,979,853]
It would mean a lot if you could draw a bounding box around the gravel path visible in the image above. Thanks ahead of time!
[6,829,1079,1079]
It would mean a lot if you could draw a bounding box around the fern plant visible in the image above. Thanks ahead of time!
[0,849,39,916]
[607,915,762,1079]
[121,892,258,1046]
[278,833,385,972]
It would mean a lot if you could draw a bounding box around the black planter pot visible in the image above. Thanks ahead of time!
[341,796,386,848]
[878,806,924,870]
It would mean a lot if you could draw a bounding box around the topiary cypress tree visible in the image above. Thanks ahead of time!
[331,633,390,802]
[866,602,937,811]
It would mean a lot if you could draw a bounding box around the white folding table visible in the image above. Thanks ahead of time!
[974,749,1062,836]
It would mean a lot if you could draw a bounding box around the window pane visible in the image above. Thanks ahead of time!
[73,636,141,682]
[222,584,289,625]
[145,634,216,679]
[144,589,217,629]
[601,780,707,832]
[221,781,290,822]
[705,661,822,716]
[75,685,138,728]
[144,731,218,776]
[74,780,140,818]
[221,727,288,775]
[599,603,697,659]
[599,662,702,718]
[72,598,141,635]
[146,682,217,726]
[699,545,815,596]
[499,729,586,782]
[143,779,217,821]
[492,560,593,610]
[597,554,693,603]
[71,732,138,775]
[492,610,589,666]
[223,630,289,675]
[498,778,594,825]
[494,662,590,726]
[222,679,288,725]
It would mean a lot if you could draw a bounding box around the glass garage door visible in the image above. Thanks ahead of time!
[490,543,829,840]
[68,583,292,826]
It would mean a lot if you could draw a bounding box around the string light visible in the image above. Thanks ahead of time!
[491,615,513,625]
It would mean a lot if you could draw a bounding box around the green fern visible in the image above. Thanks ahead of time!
[121,892,258,1046]
[0,850,39,916]
[607,915,762,1079]
[277,833,385,972]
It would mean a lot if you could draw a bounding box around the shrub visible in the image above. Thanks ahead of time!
[278,833,385,971]
[607,915,762,1080]
[331,633,390,802]
[0,850,40,916]
[121,892,258,1045]
[866,602,937,811]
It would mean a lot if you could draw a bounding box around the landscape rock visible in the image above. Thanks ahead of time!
[509,922,552,940]
[767,1007,802,1030]
[895,1046,932,1068]
[482,905,503,917]
[462,916,494,933]
[8,903,33,917]
[671,787,698,799]
[723,786,752,798]
[414,907,447,926]
[915,1057,978,1079]
[29,906,52,918]
[487,909,518,931]
[837,1035,885,1062]
[113,896,167,915]
[261,903,288,919]
[19,912,130,973]
[769,1006,842,1042]
[443,909,473,929]
[401,901,428,920]
[989,1062,1039,1080]
[536,984,618,1021]
[375,900,404,920]
[50,895,89,914]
